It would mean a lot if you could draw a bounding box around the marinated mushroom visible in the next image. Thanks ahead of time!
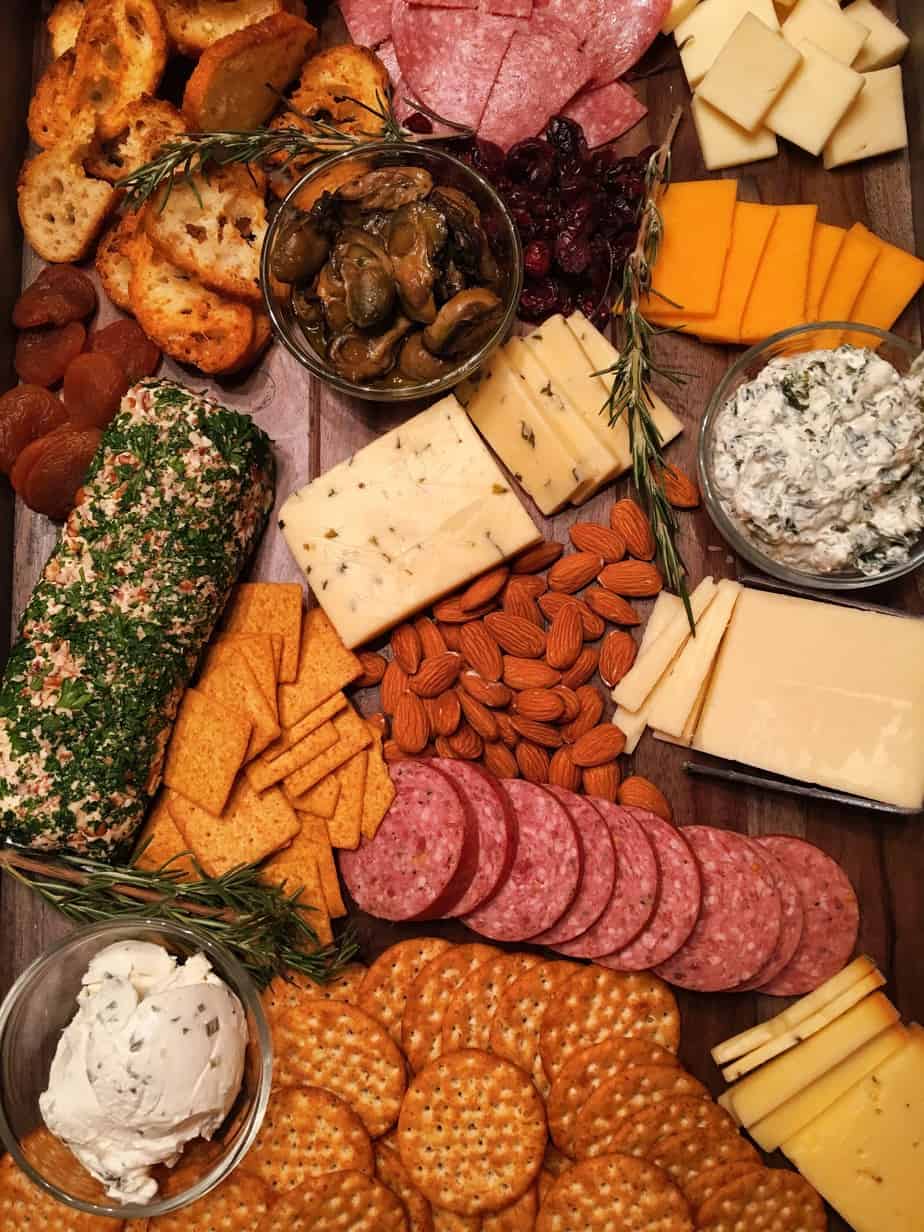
[332,229,396,330]
[329,315,412,383]
[397,333,455,382]
[432,187,500,287]
[387,202,447,324]
[270,210,332,283]
[316,264,351,334]
[336,166,433,211]
[423,288,504,357]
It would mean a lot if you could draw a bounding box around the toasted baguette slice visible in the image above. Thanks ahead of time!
[130,231,255,373]
[157,0,294,57]
[86,96,186,183]
[220,308,274,375]
[96,210,141,313]
[28,51,76,150]
[183,12,317,130]
[144,164,267,304]
[48,0,86,59]
[18,111,117,263]
[71,0,168,140]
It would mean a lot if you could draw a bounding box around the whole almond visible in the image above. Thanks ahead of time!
[583,761,621,801]
[354,650,387,688]
[485,612,547,658]
[599,630,638,688]
[548,746,581,791]
[618,775,673,821]
[495,710,519,748]
[660,463,701,510]
[458,689,499,741]
[548,552,604,594]
[546,604,585,671]
[503,584,544,629]
[448,722,483,760]
[514,688,565,722]
[435,735,460,760]
[503,657,562,691]
[516,740,550,783]
[571,724,627,767]
[569,522,626,562]
[409,652,463,697]
[561,646,599,691]
[598,561,663,598]
[610,498,655,560]
[562,685,605,743]
[391,623,422,674]
[484,740,519,779]
[367,711,389,735]
[426,690,461,737]
[460,565,509,612]
[433,596,495,624]
[539,592,605,641]
[584,587,642,626]
[383,739,408,764]
[393,692,430,754]
[510,715,564,749]
[415,616,447,658]
[437,621,463,651]
[509,574,548,599]
[552,685,581,723]
[381,659,410,715]
[459,621,503,681]
[459,671,512,708]
[512,540,564,574]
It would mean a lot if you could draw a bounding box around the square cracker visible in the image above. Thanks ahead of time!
[246,720,339,793]
[212,633,278,715]
[361,723,396,841]
[284,707,372,799]
[286,774,341,819]
[262,692,347,764]
[134,794,198,879]
[279,607,362,728]
[198,648,281,761]
[293,813,347,917]
[223,582,303,682]
[163,688,251,816]
[326,750,368,850]
[261,846,333,946]
[168,780,300,877]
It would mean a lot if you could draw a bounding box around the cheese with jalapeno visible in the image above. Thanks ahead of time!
[712,345,924,575]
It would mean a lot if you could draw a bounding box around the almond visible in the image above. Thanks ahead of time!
[552,685,581,723]
[618,775,673,821]
[485,612,547,658]
[514,688,565,723]
[610,498,655,561]
[503,657,562,691]
[390,622,422,674]
[562,685,605,743]
[457,689,499,741]
[459,621,503,681]
[383,738,408,764]
[660,463,701,510]
[548,746,581,791]
[582,761,621,801]
[459,565,509,612]
[409,652,463,697]
[598,560,663,598]
[495,710,519,748]
[381,659,410,715]
[459,671,512,708]
[484,740,519,779]
[510,715,563,749]
[433,596,495,624]
[435,735,460,760]
[426,690,461,737]
[509,574,547,599]
[393,692,430,754]
[599,630,638,688]
[415,616,447,658]
[437,621,463,651]
[584,587,642,626]
[548,551,603,594]
[354,650,387,688]
[503,584,544,628]
[569,522,626,562]
[512,540,564,574]
[560,646,599,691]
[367,711,388,735]
[539,592,605,641]
[448,721,483,760]
[571,723,626,767]
[515,740,550,783]
[546,604,585,671]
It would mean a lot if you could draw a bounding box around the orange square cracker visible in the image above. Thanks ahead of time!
[223,582,303,682]
[163,688,251,816]
[168,779,300,877]
[278,607,362,728]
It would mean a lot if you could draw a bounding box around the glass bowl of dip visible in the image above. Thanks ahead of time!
[0,917,272,1222]
[699,321,924,590]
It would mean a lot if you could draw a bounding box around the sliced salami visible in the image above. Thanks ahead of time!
[531,0,602,40]
[555,801,658,959]
[562,80,648,149]
[434,759,517,917]
[735,839,805,991]
[585,0,672,86]
[339,0,393,49]
[531,788,616,945]
[409,0,477,9]
[598,809,701,972]
[754,835,859,997]
[339,760,478,921]
[653,827,783,992]
[486,0,533,15]
[462,781,580,942]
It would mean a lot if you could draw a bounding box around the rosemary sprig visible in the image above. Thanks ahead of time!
[601,108,694,630]
[0,847,358,989]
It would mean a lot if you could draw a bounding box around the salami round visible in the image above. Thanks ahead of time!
[598,809,701,972]
[754,835,859,997]
[735,839,805,991]
[653,827,783,992]
[462,781,580,942]
[434,759,517,917]
[531,787,616,945]
[554,801,658,959]
[562,80,648,149]
[585,0,672,85]
[340,760,478,921]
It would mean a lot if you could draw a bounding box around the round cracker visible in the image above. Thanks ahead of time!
[572,1067,710,1161]
[359,938,454,1046]
[247,1085,373,1192]
[442,951,541,1053]
[0,1146,112,1231]
[538,1168,557,1206]
[684,1163,768,1216]
[603,1095,740,1160]
[483,1184,538,1230]
[376,1137,435,1232]
[432,1212,480,1231]
[274,999,406,1137]
[536,1154,693,1232]
[543,1144,573,1177]
[257,1169,408,1231]
[539,967,680,1083]
[155,1137,224,1196]
[696,1168,826,1231]
[398,1049,546,1215]
[649,1129,762,1194]
[402,943,497,1073]
[547,1037,680,1156]
[262,964,367,1020]
[489,960,580,1099]
[157,1171,270,1231]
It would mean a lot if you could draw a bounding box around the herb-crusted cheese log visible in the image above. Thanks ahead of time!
[0,380,275,855]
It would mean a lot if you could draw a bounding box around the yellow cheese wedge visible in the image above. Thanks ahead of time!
[805,222,847,320]
[645,180,739,316]
[844,237,924,343]
[612,592,683,753]
[740,203,817,343]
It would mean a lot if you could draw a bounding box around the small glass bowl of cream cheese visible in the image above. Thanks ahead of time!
[0,917,272,1221]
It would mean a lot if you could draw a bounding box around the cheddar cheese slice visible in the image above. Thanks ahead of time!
[805,222,846,321]
[646,180,739,316]
[844,236,924,343]
[740,203,817,343]
[816,222,883,345]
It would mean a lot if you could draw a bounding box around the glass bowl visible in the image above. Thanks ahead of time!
[698,321,923,590]
[261,141,523,402]
[0,917,272,1221]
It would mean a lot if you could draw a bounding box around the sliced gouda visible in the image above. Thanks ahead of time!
[846,0,910,72]
[765,38,865,157]
[676,0,781,87]
[781,0,870,66]
[690,95,779,173]
[612,592,682,753]
[805,222,847,320]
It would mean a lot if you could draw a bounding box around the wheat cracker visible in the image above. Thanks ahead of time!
[288,774,341,818]
[297,811,346,916]
[261,965,366,1020]
[257,1169,407,1232]
[602,1095,740,1161]
[264,693,347,763]
[169,778,300,877]
[358,937,453,1047]
[326,748,367,848]
[648,1128,762,1196]
[402,943,497,1072]
[572,1067,709,1162]
[361,720,396,839]
[155,1170,270,1231]
[375,1136,434,1232]
[247,720,339,792]
[247,1085,373,1193]
[489,960,579,1099]
[536,1154,692,1232]
[133,793,197,879]
[284,707,372,798]
[442,951,541,1053]
[696,1167,826,1232]
[260,843,333,946]
[483,1185,538,1230]
[198,646,280,760]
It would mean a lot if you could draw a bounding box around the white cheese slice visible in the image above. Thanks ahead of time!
[662,0,699,34]
[765,38,866,156]
[823,64,908,169]
[845,0,909,72]
[782,0,870,65]
[674,0,781,87]
[696,13,802,134]
[691,95,779,171]
[612,591,682,753]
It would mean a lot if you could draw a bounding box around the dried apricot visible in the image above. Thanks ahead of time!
[63,352,130,429]
[9,435,51,496]
[89,320,161,384]
[15,321,86,387]
[23,426,102,520]
[0,385,68,475]
[12,265,97,329]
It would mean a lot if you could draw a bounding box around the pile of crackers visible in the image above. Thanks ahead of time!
[137,582,394,945]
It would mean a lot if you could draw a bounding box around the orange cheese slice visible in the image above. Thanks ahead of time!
[844,238,924,345]
[694,204,779,344]
[816,222,883,346]
[806,223,847,321]
[740,203,817,345]
[644,179,739,317]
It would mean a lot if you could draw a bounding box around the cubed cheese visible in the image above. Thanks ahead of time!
[782,0,870,65]
[845,0,909,71]
[766,39,865,155]
[823,65,908,169]
[662,0,699,34]
[697,13,801,133]
[691,94,779,170]
[675,0,780,87]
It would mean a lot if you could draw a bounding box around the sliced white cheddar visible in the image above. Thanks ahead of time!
[674,0,781,88]
[749,1022,908,1152]
[662,0,700,34]
[823,65,908,170]
[845,0,909,72]
[725,992,900,1128]
[691,95,779,171]
[697,13,801,134]
[766,38,865,157]
[782,0,870,65]
[712,955,878,1065]
[612,592,682,753]
[718,1089,740,1124]
[653,667,715,747]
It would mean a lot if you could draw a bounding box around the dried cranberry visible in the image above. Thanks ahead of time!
[458,138,506,184]
[404,112,433,135]
[510,208,536,242]
[545,116,589,169]
[519,277,562,322]
[505,138,556,191]
[555,230,592,277]
[523,240,551,279]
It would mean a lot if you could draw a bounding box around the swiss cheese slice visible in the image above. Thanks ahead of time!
[612,591,682,753]
[740,203,817,343]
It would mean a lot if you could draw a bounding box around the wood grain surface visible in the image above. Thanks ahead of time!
[2,6,923,1225]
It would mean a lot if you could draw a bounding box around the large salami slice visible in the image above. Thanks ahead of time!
[555,801,658,959]
[562,80,648,149]
[598,809,701,972]
[433,759,517,917]
[462,781,580,941]
[653,827,783,992]
[339,760,478,921]
[531,787,616,945]
[754,835,859,997]
[339,0,393,50]
[585,0,672,85]
[735,839,805,991]
[531,0,602,40]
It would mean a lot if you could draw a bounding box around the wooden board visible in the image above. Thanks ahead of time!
[2,5,923,1225]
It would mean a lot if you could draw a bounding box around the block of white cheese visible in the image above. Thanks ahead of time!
[781,1026,924,1232]
[612,591,682,753]
[697,13,802,133]
[662,0,699,34]
[674,0,780,87]
[823,65,908,169]
[782,0,870,65]
[692,588,924,808]
[766,38,866,156]
[279,394,540,647]
[691,95,779,170]
[845,0,909,72]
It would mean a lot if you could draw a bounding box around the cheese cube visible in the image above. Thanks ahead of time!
[697,14,801,132]
[782,0,870,65]
[675,0,780,87]
[662,0,699,33]
[766,39,865,155]
[823,65,908,168]
[845,0,909,71]
[691,94,778,170]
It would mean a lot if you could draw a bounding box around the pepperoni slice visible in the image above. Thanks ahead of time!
[13,265,97,329]
[63,352,130,430]
[15,321,86,387]
[0,385,68,475]
[22,425,103,520]
[90,320,162,384]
